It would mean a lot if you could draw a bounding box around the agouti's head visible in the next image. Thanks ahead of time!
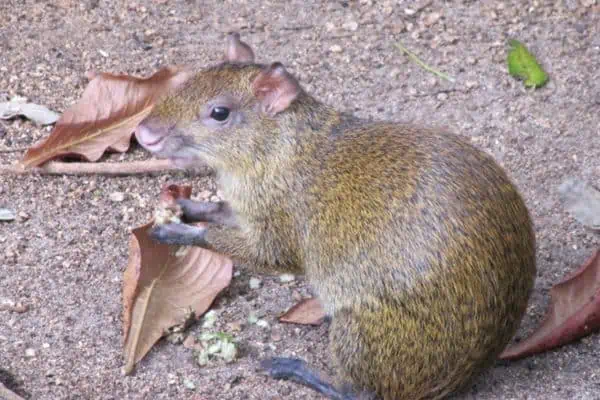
[135,33,304,171]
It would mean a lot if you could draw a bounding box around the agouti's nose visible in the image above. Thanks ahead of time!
[135,117,172,150]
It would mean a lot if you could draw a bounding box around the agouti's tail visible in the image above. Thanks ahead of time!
[260,357,364,400]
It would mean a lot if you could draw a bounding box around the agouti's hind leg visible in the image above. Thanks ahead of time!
[328,309,390,400]
[260,357,361,400]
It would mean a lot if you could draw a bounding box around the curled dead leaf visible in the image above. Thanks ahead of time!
[122,184,233,375]
[22,66,193,168]
[279,297,326,326]
[0,99,60,125]
[500,249,600,360]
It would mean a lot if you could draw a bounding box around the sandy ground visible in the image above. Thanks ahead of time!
[1,0,600,399]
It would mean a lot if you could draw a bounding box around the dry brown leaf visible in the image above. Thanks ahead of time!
[21,66,192,168]
[122,184,233,375]
[279,297,326,326]
[501,249,600,360]
[0,382,26,400]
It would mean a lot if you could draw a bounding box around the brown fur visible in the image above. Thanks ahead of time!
[144,60,536,399]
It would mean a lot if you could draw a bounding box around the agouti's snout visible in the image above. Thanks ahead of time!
[136,117,199,168]
[135,117,172,152]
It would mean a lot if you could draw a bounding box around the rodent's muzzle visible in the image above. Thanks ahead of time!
[135,116,174,153]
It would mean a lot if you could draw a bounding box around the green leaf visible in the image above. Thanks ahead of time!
[507,39,549,88]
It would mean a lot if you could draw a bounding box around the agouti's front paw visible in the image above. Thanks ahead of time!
[150,223,208,247]
[177,199,236,226]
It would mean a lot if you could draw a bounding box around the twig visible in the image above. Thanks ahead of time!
[411,88,460,98]
[328,34,354,40]
[281,25,314,31]
[395,42,455,83]
[0,146,28,153]
[0,159,210,176]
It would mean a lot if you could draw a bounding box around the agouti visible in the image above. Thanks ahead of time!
[135,33,536,400]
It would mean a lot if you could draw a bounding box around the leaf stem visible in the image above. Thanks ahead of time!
[395,42,455,83]
[0,146,28,153]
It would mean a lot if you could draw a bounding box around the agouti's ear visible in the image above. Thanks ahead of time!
[225,33,255,63]
[252,62,301,117]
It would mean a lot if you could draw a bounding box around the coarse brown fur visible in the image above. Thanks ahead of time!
[139,43,536,400]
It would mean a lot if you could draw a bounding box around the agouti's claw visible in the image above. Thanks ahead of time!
[150,223,207,247]
[175,198,218,222]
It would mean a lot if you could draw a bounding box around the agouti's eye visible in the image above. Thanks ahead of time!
[210,106,230,121]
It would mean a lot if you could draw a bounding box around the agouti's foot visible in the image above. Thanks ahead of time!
[260,357,356,400]
[150,223,208,247]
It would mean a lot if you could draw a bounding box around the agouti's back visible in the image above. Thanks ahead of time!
[300,121,536,399]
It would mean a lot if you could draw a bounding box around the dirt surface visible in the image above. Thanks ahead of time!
[1,1,600,399]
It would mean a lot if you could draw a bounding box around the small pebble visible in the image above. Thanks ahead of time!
[183,378,196,391]
[424,12,441,27]
[249,277,262,289]
[183,335,203,351]
[574,23,586,34]
[291,290,303,302]
[0,298,16,310]
[17,211,30,221]
[330,44,343,53]
[256,319,270,329]
[389,68,401,79]
[248,313,259,324]
[25,348,36,357]
[437,92,448,101]
[220,341,238,362]
[226,321,243,332]
[279,273,295,283]
[342,20,359,31]
[197,190,212,200]
[391,21,406,33]
[109,192,125,202]
[202,310,218,328]
[271,331,282,342]
[0,208,16,221]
